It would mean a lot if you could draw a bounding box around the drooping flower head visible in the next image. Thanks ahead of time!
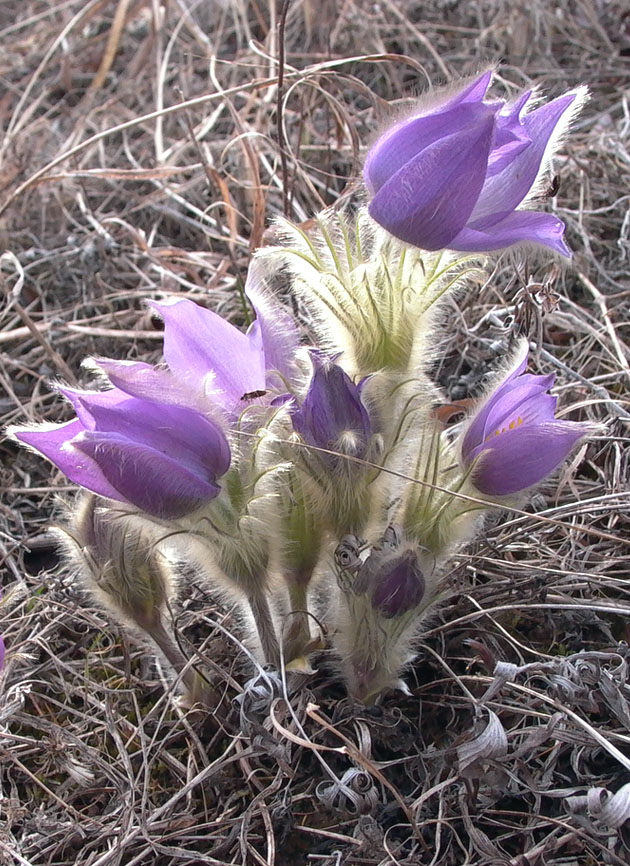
[364,70,586,255]
[10,261,301,520]
[460,343,595,496]
[13,387,231,519]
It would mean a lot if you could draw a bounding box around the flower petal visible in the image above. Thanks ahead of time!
[476,379,556,442]
[365,101,495,195]
[442,69,494,109]
[244,260,300,390]
[461,362,553,455]
[94,359,201,407]
[151,298,266,407]
[469,422,589,495]
[13,420,122,500]
[470,91,579,225]
[73,432,221,518]
[368,104,497,250]
[486,91,532,178]
[61,389,231,479]
[451,210,571,256]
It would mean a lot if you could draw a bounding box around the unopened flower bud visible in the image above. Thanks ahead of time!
[61,494,213,706]
[290,351,373,462]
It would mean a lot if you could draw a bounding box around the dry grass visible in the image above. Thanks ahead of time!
[1,1,630,864]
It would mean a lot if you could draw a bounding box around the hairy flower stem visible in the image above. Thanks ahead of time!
[142,612,216,708]
[247,588,281,668]
[282,578,316,663]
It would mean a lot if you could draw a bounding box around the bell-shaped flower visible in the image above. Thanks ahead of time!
[94,260,300,416]
[12,387,231,519]
[460,346,594,496]
[364,70,586,256]
[289,352,372,459]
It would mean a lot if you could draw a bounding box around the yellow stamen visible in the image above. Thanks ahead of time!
[485,415,524,441]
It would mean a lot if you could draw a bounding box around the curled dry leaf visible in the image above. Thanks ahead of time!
[457,707,508,777]
[566,782,630,830]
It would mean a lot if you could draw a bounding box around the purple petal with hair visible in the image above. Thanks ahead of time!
[467,423,588,496]
[452,211,571,256]
[12,387,231,518]
[244,259,300,389]
[93,359,198,407]
[151,298,266,410]
[73,433,221,518]
[364,72,583,255]
[469,92,578,225]
[60,388,231,478]
[14,419,122,501]
[462,372,556,453]
[365,102,496,195]
[461,348,593,495]
[485,91,532,178]
[290,353,372,457]
[442,69,493,109]
[368,105,497,250]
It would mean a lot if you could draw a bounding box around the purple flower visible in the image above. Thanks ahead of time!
[13,388,231,519]
[289,353,372,458]
[348,529,425,619]
[460,346,593,496]
[95,260,300,416]
[364,70,584,256]
[368,550,425,619]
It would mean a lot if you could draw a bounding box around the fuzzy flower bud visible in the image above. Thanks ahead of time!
[367,550,426,619]
[12,387,231,519]
[460,344,595,496]
[67,495,174,630]
[289,352,372,461]
[333,528,439,702]
[364,70,586,255]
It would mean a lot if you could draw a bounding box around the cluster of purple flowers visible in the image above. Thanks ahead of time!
[7,70,597,697]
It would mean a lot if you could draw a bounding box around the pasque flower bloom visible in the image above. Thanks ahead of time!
[95,260,299,416]
[364,70,585,256]
[13,388,231,519]
[460,346,593,496]
[10,262,299,519]
[289,352,372,458]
